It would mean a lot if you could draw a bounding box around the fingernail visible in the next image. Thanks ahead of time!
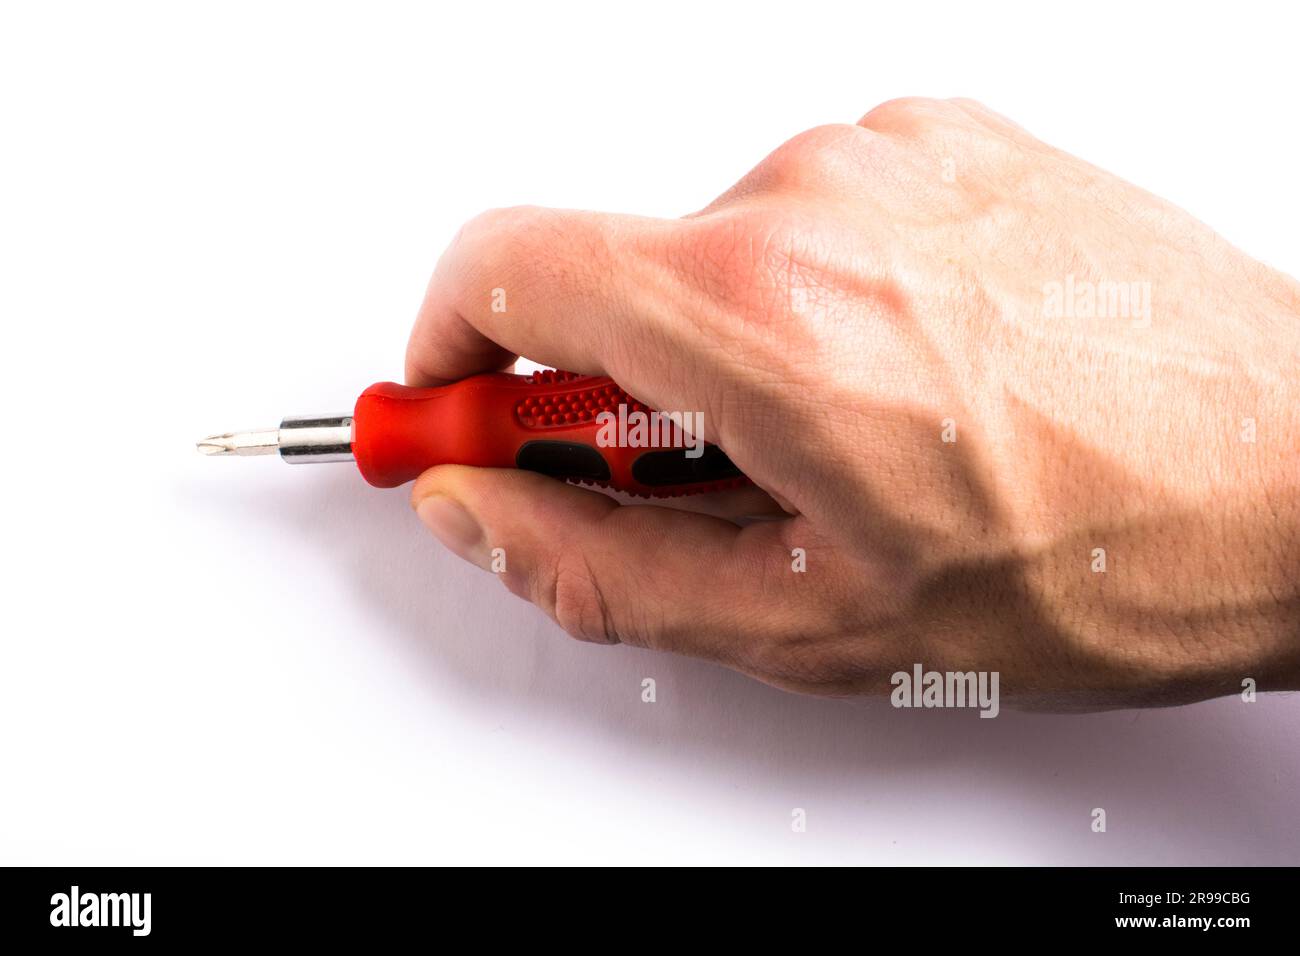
[416,495,489,569]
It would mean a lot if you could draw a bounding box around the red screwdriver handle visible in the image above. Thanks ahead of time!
[351,369,748,496]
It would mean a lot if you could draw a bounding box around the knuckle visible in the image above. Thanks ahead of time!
[858,98,1022,173]
[446,205,550,284]
[947,96,994,116]
[758,123,875,190]
[457,204,546,251]
[767,123,863,163]
[468,205,585,272]
[546,554,620,646]
[857,96,958,138]
[453,205,614,310]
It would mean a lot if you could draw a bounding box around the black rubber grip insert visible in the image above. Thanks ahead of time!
[631,445,743,486]
[515,440,612,482]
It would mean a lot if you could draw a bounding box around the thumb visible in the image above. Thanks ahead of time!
[410,465,809,665]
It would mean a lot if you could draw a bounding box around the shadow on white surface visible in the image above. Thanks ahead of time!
[183,466,1300,865]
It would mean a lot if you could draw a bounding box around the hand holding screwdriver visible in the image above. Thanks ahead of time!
[397,98,1300,709]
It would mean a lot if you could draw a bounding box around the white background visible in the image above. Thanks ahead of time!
[2,1,1297,865]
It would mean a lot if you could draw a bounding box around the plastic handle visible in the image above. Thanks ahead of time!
[351,369,748,496]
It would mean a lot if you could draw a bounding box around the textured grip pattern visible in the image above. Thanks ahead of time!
[513,369,644,429]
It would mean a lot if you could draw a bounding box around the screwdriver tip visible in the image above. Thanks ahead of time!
[197,434,232,455]
[196,429,280,457]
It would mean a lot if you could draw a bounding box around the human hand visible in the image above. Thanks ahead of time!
[406,97,1300,709]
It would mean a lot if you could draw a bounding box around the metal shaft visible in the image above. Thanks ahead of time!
[197,415,355,463]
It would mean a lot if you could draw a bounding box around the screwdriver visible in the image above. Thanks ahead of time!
[197,369,748,497]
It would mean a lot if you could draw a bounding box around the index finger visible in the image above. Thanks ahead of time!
[405,205,697,410]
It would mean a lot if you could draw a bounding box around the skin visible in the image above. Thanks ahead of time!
[405,97,1300,710]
